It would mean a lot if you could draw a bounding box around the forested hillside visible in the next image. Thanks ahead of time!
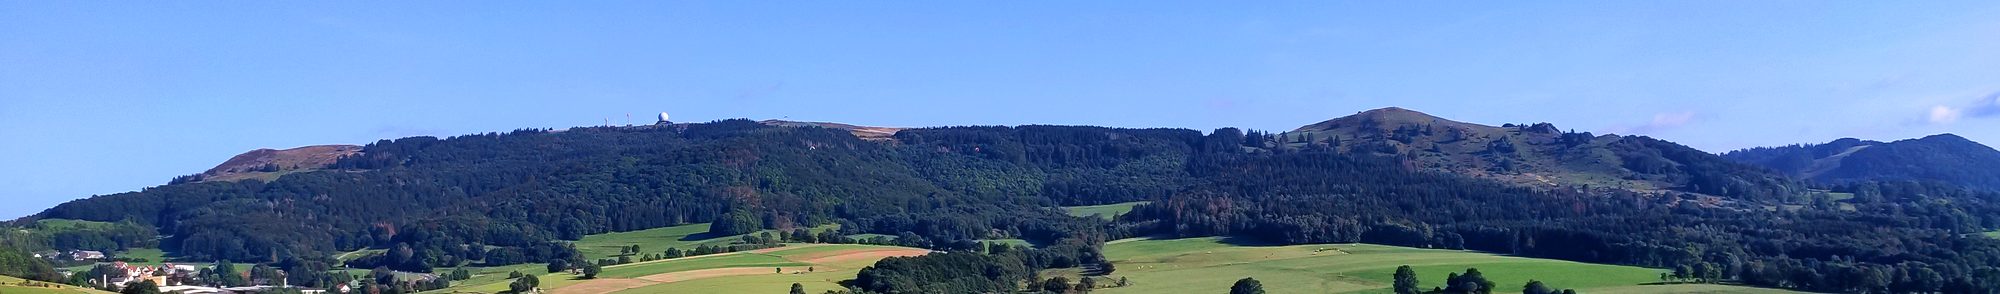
[1724,134,2000,191]
[16,120,1186,275]
[13,110,2000,293]
[1283,107,1801,201]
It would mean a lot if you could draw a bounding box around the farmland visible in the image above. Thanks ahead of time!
[1076,237,1805,294]
[433,221,925,294]
[446,244,925,294]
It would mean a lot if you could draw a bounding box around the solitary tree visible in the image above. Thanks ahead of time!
[1394,265,1421,294]
[508,274,540,293]
[790,283,807,294]
[1230,277,1265,294]
[547,259,570,273]
[581,264,602,279]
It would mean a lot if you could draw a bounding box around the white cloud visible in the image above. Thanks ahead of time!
[1650,111,1696,128]
[1922,91,2000,125]
[1929,105,1963,124]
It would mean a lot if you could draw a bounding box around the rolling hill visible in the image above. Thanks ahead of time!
[1723,134,2000,191]
[1285,107,1799,200]
[181,145,361,183]
[12,109,2000,293]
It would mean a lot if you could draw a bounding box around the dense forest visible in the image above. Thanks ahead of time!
[13,115,2000,293]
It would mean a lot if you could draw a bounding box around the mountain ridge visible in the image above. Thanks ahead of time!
[1723,133,2000,191]
[1283,107,1797,199]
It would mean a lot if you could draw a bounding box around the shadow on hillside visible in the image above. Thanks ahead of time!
[677,232,729,242]
[1215,236,1291,247]
[1118,234,1290,247]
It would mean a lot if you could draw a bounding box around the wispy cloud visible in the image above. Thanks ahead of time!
[1922,91,2000,125]
[1614,111,1697,134]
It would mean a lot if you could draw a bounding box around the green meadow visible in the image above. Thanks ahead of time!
[1083,237,1805,294]
[1062,201,1149,220]
[0,275,110,294]
[570,223,741,260]
[609,244,922,294]
[440,220,913,294]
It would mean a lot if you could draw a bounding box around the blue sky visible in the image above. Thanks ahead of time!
[4,1,1999,218]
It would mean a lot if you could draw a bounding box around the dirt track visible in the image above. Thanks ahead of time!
[636,267,780,283]
[550,278,652,294]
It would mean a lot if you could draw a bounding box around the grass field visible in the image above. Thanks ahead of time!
[597,252,805,279]
[0,275,111,294]
[844,233,897,242]
[437,223,741,293]
[572,223,843,261]
[571,223,742,260]
[445,244,927,294]
[1063,201,1150,220]
[608,244,926,294]
[30,219,120,231]
[437,221,919,294]
[979,239,1034,248]
[1083,237,1804,294]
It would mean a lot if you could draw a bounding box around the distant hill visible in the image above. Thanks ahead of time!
[1284,107,1799,200]
[179,145,360,183]
[758,120,901,140]
[1723,134,2000,190]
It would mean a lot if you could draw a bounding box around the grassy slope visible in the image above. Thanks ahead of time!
[31,219,119,231]
[443,223,850,293]
[571,223,739,261]
[573,223,842,261]
[597,253,804,279]
[979,239,1034,248]
[610,244,919,294]
[1087,237,1803,294]
[1062,201,1150,220]
[0,275,112,294]
[454,244,919,294]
